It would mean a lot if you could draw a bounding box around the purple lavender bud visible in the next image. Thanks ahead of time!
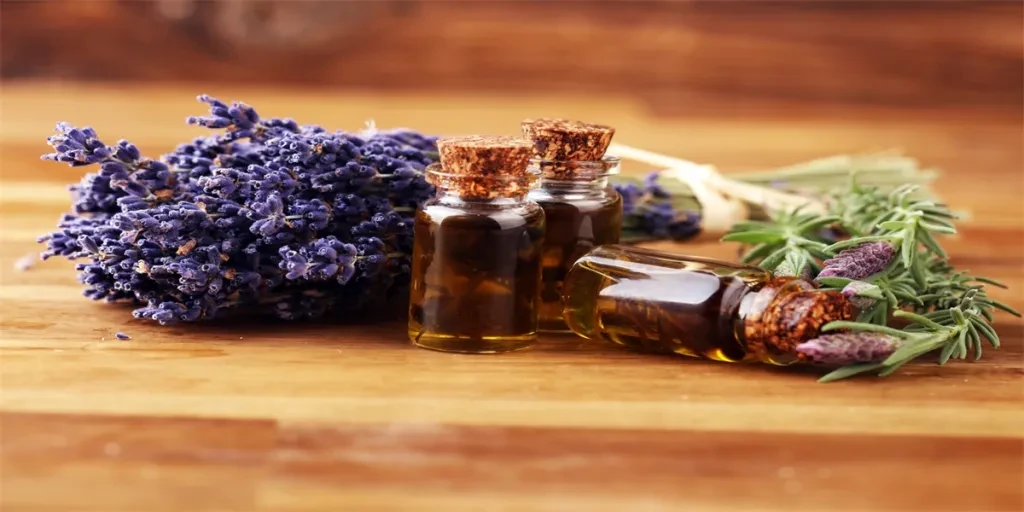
[841,281,879,310]
[115,332,131,340]
[42,123,110,167]
[797,332,901,366]
[817,241,894,280]
[642,171,671,198]
[613,183,641,216]
[667,210,701,241]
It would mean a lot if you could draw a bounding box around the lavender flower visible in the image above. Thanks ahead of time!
[797,332,902,365]
[818,241,894,280]
[42,123,111,166]
[115,332,131,340]
[642,171,671,198]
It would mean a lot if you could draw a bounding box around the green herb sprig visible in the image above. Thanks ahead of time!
[723,180,1020,381]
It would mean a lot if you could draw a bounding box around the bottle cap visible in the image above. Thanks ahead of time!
[437,135,534,177]
[521,118,615,162]
[431,136,537,199]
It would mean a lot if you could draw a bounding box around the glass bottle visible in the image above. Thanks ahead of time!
[522,118,622,332]
[562,245,854,365]
[408,136,545,353]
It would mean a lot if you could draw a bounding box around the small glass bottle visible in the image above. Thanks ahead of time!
[562,245,854,365]
[408,135,545,353]
[522,118,622,332]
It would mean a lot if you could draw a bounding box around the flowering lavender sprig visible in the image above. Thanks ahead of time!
[815,291,1010,382]
[817,241,894,280]
[797,332,901,366]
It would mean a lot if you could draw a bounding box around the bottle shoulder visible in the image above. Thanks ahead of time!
[529,186,621,210]
[418,198,544,231]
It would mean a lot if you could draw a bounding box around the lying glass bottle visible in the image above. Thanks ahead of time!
[561,245,854,365]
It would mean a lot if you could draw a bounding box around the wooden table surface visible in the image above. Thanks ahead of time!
[1,83,1022,511]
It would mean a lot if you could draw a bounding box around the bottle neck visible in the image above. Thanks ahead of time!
[426,163,537,203]
[433,188,530,207]
[536,176,610,193]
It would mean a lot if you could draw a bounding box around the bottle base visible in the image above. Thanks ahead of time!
[538,317,572,334]
[409,330,535,354]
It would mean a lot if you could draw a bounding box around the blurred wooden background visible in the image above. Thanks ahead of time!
[3,0,1021,118]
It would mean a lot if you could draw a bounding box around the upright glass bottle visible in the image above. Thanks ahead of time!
[408,136,545,353]
[562,245,854,365]
[522,118,623,332]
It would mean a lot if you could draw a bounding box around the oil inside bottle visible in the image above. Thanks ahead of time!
[409,200,545,353]
[563,245,770,362]
[533,189,622,332]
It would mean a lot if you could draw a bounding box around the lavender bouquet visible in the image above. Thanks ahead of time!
[38,96,438,324]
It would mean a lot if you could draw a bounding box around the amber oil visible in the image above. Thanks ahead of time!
[408,136,545,353]
[521,118,621,333]
[562,245,854,365]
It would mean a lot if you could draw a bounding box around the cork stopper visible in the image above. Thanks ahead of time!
[521,118,615,162]
[437,135,533,176]
[742,277,855,365]
[430,135,537,200]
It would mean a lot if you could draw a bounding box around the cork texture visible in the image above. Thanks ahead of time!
[742,278,855,363]
[521,118,615,162]
[436,135,534,177]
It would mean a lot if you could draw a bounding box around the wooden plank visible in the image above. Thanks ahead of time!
[2,412,1022,511]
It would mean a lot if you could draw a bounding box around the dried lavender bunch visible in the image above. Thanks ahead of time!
[38,95,438,324]
[723,180,1019,381]
[614,172,701,243]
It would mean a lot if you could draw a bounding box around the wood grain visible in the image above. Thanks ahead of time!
[1,83,1022,511]
[1,1,1021,118]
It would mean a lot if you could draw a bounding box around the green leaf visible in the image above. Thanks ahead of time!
[721,231,784,244]
[938,340,957,364]
[794,215,840,234]
[883,337,942,366]
[920,216,957,230]
[916,228,948,260]
[956,328,969,359]
[816,277,853,288]
[878,220,908,231]
[822,320,910,338]
[818,363,886,383]
[900,231,916,270]
[741,243,779,264]
[917,206,956,219]
[920,221,957,235]
[909,258,928,288]
[969,317,999,347]
[988,299,1022,317]
[758,248,789,271]
[974,276,1007,288]
[893,310,948,330]
[827,235,890,251]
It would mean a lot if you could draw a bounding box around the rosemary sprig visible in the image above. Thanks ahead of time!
[723,178,1019,381]
[720,208,838,276]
